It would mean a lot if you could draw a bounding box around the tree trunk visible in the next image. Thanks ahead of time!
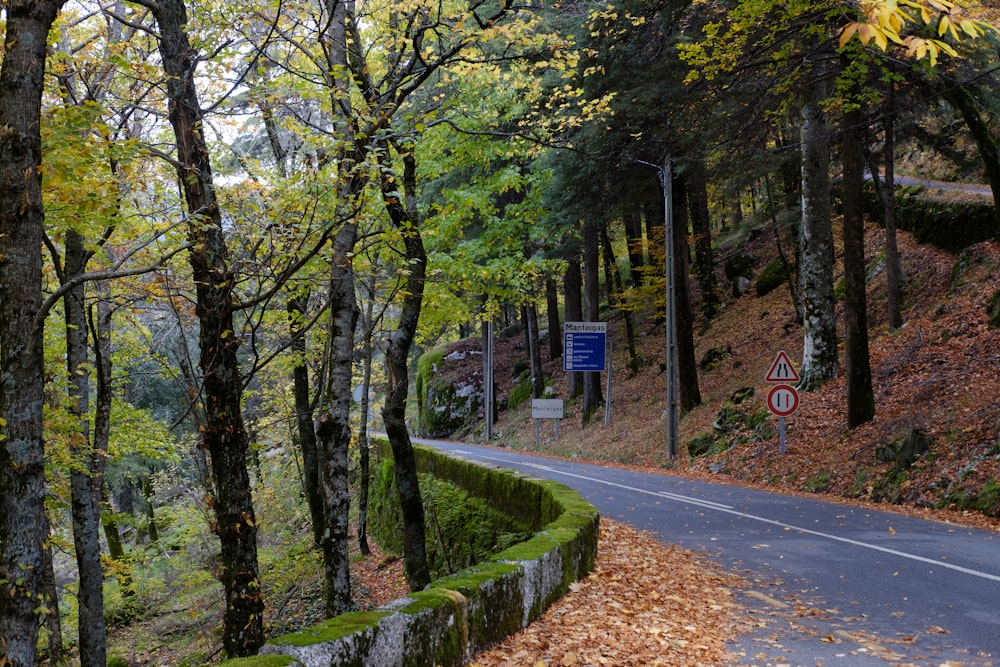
[148,0,263,654]
[314,0,362,615]
[357,283,377,556]
[288,292,325,548]
[685,157,721,320]
[601,224,638,372]
[380,149,431,591]
[622,208,645,287]
[727,195,743,231]
[93,280,130,590]
[0,2,64,662]
[867,107,903,331]
[316,220,358,616]
[563,256,583,399]
[798,84,839,390]
[546,278,562,362]
[581,218,603,422]
[842,107,875,428]
[39,543,64,666]
[883,101,903,331]
[524,302,545,399]
[63,232,108,667]
[943,84,1000,234]
[671,175,702,412]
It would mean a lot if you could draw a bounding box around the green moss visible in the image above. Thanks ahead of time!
[434,563,518,589]
[803,470,831,493]
[369,454,534,579]
[986,289,1000,329]
[396,589,467,667]
[435,564,524,647]
[755,257,790,297]
[269,611,389,647]
[949,478,1000,516]
[415,345,482,437]
[975,479,1000,516]
[686,401,774,458]
[847,468,871,498]
[508,378,533,410]
[357,438,598,664]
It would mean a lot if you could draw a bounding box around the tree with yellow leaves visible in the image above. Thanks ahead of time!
[840,0,996,65]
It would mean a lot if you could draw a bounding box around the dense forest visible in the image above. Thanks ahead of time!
[1,0,999,665]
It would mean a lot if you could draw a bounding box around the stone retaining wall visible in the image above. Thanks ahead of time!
[222,441,599,667]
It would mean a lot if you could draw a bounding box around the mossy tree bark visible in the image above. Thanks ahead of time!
[0,1,66,662]
[798,78,839,390]
[62,232,108,667]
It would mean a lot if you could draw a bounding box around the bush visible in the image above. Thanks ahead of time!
[508,378,533,411]
[686,401,774,458]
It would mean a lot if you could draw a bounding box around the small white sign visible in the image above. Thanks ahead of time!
[532,398,564,419]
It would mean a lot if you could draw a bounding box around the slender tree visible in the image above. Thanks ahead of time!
[138,0,264,653]
[841,100,876,427]
[685,157,722,320]
[0,1,66,663]
[798,67,839,390]
[380,148,432,590]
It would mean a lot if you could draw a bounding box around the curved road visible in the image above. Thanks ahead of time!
[417,438,1000,666]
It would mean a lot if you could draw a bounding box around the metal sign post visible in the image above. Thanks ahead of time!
[604,335,612,426]
[636,155,678,459]
[484,320,494,440]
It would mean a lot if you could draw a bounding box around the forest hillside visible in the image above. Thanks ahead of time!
[479,199,1000,531]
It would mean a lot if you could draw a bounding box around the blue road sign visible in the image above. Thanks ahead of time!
[563,322,607,372]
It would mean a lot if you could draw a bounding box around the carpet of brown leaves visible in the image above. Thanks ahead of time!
[470,520,747,667]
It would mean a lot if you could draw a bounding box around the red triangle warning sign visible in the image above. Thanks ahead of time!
[765,351,800,383]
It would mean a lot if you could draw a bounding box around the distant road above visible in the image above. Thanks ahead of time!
[417,438,1000,666]
[872,170,994,200]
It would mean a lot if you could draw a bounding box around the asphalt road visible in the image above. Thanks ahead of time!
[416,438,1000,666]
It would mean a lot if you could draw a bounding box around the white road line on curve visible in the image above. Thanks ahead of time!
[450,448,1000,583]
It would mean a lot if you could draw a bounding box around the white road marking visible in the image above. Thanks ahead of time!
[448,447,1000,584]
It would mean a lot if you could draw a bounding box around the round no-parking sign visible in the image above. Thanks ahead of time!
[766,384,799,417]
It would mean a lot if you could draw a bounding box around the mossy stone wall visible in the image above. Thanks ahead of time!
[223,440,599,667]
[367,457,532,579]
[862,183,999,252]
